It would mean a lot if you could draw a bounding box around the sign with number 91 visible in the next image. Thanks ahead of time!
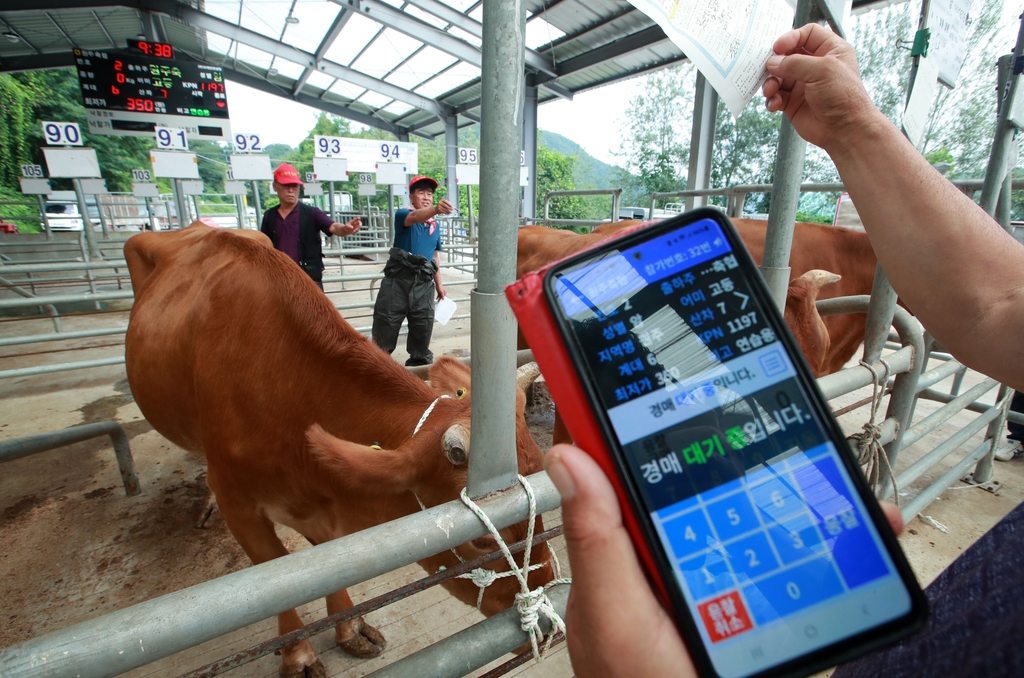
[156,127,189,150]
[458,148,478,164]
[41,121,83,146]
[233,133,263,153]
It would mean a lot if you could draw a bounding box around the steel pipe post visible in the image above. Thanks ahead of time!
[445,114,460,215]
[471,0,527,498]
[252,180,263,224]
[973,384,1011,483]
[367,584,569,678]
[0,471,560,678]
[686,72,719,211]
[979,17,1024,214]
[860,264,899,364]
[0,421,140,496]
[523,86,539,219]
[37,194,52,240]
[73,178,102,259]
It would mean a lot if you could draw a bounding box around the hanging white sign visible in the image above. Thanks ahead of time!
[925,0,971,88]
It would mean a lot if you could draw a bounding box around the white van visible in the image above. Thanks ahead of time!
[44,201,84,231]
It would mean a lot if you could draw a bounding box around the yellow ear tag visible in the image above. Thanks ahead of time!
[456,388,467,400]
[370,443,382,450]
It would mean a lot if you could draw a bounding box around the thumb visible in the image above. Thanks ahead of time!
[766,52,833,84]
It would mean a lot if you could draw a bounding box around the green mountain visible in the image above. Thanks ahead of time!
[538,130,624,190]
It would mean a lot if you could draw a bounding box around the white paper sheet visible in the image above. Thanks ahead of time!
[435,297,457,325]
[623,0,795,117]
[902,54,939,150]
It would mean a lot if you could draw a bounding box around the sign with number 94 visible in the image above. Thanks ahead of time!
[156,127,189,151]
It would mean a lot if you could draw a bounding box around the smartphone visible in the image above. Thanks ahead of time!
[523,209,927,678]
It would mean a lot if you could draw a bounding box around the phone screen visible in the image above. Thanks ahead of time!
[547,215,916,678]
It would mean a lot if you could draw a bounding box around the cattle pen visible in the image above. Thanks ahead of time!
[5,1,1024,677]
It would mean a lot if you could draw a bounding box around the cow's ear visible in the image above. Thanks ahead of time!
[305,424,417,490]
[428,356,472,397]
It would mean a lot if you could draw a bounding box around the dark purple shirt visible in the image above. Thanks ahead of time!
[274,206,334,264]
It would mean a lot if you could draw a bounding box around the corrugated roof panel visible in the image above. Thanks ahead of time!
[351,28,423,79]
[530,2,603,36]
[239,1,292,41]
[322,14,381,66]
[283,1,342,49]
[443,80,482,107]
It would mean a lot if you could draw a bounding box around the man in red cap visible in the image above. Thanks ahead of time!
[371,174,452,365]
[259,162,362,291]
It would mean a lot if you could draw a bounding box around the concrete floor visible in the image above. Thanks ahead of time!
[2,246,1022,677]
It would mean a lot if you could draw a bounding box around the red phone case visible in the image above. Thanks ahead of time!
[505,223,670,602]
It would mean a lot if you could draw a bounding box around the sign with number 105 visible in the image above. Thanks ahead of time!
[156,127,189,150]
[41,121,83,146]
[21,165,44,179]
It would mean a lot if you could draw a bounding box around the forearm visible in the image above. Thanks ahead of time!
[404,206,437,226]
[829,112,1024,385]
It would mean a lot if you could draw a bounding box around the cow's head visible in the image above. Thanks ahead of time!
[306,357,554,616]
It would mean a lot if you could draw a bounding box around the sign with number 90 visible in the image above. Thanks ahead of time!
[41,121,83,146]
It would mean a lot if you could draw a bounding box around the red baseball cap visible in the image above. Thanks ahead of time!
[408,175,438,191]
[273,163,302,185]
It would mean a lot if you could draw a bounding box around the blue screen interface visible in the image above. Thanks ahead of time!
[552,218,913,677]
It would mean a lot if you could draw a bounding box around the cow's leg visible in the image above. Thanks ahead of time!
[302,536,387,658]
[217,502,325,678]
[325,590,387,657]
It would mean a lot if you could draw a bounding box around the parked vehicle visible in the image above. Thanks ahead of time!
[44,201,85,231]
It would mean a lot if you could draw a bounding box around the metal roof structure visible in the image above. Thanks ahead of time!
[0,0,894,140]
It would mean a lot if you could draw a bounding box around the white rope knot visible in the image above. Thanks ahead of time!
[412,395,451,437]
[457,475,571,661]
[850,359,899,503]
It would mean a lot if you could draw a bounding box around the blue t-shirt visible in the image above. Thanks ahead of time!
[394,209,443,260]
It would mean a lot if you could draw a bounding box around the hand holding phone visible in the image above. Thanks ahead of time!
[508,210,926,678]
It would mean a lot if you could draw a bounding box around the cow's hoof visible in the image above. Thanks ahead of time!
[281,658,326,678]
[338,619,387,658]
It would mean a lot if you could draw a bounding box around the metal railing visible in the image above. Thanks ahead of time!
[540,188,622,229]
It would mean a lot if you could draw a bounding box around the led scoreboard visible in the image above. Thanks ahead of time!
[75,42,232,142]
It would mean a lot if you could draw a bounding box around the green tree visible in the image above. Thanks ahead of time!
[614,64,693,205]
[536,145,588,224]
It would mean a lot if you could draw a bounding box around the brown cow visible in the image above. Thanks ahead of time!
[124,224,552,678]
[517,220,876,374]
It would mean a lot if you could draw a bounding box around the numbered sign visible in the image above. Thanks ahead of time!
[379,142,401,161]
[315,135,344,158]
[521,150,526,166]
[131,168,152,182]
[305,172,317,182]
[458,148,478,164]
[41,121,83,146]
[156,127,189,151]
[358,173,374,184]
[233,133,263,153]
[21,165,44,179]
[226,170,235,180]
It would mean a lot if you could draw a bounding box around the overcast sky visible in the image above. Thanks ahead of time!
[225,77,643,167]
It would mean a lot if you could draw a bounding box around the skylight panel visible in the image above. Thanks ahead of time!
[305,70,336,90]
[239,1,291,40]
[329,79,366,100]
[355,90,394,109]
[447,25,481,48]
[282,1,341,49]
[350,28,422,79]
[205,33,234,56]
[404,6,449,30]
[234,43,274,69]
[382,101,415,116]
[525,16,566,49]
[269,60,306,79]
[322,13,380,66]
[414,60,479,98]
[205,0,242,23]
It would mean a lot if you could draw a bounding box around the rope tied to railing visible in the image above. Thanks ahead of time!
[850,359,899,503]
[458,475,571,661]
